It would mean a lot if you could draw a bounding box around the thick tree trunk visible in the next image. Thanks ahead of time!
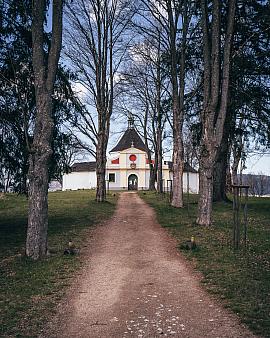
[213,157,229,202]
[197,162,214,226]
[149,167,156,191]
[197,131,217,225]
[171,133,184,207]
[96,167,106,201]
[213,108,233,202]
[26,99,53,259]
[213,127,231,202]
[197,0,236,225]
[26,157,50,258]
[26,0,63,259]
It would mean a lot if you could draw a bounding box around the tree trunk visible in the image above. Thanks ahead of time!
[96,131,108,202]
[26,0,63,259]
[20,152,29,195]
[197,0,236,225]
[26,98,53,258]
[213,123,231,202]
[157,152,163,193]
[146,149,156,191]
[149,167,156,191]
[156,121,163,193]
[213,108,233,202]
[213,155,230,202]
[143,104,157,191]
[148,147,157,191]
[156,29,163,194]
[167,0,188,208]
[171,132,184,207]
[197,130,217,225]
[231,159,239,185]
[96,167,106,202]
[231,136,244,185]
[197,162,214,226]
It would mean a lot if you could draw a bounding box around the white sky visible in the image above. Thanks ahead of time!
[244,154,270,175]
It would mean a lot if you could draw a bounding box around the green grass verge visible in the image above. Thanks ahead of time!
[0,190,117,337]
[140,192,270,338]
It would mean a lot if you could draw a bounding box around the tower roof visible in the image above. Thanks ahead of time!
[110,128,147,153]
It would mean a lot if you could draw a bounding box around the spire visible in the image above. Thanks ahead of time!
[128,112,135,130]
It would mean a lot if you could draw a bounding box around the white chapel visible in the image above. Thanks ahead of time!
[62,122,199,192]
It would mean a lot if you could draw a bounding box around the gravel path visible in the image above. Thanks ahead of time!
[42,192,257,338]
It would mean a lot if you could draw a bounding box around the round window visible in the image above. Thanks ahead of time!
[129,154,137,162]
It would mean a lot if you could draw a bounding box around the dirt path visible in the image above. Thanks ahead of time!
[42,192,257,338]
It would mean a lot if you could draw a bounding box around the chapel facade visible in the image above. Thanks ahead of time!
[62,122,199,192]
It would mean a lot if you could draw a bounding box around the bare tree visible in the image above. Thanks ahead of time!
[135,0,194,206]
[196,0,236,226]
[165,0,189,207]
[118,36,169,191]
[64,0,135,202]
[26,0,63,259]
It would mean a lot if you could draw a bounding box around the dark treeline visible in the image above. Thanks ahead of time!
[241,174,270,196]
[0,0,85,195]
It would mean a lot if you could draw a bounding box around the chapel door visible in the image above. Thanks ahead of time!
[128,174,138,190]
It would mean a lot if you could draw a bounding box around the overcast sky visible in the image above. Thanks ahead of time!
[244,155,270,175]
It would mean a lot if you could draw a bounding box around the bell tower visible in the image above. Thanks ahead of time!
[128,113,135,130]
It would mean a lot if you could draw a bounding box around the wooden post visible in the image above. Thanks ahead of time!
[243,186,249,247]
[187,163,190,217]
[233,186,237,248]
[232,185,249,250]
[236,186,240,249]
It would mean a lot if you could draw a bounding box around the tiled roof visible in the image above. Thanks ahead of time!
[71,161,198,173]
[110,128,147,153]
[71,161,96,172]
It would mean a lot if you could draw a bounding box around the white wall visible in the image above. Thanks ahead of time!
[62,169,199,193]
[62,171,97,190]
[183,172,199,193]
[106,171,121,190]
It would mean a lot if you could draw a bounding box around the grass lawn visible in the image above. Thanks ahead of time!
[140,192,270,338]
[0,190,117,337]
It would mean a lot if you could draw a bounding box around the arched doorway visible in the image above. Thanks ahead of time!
[128,174,138,190]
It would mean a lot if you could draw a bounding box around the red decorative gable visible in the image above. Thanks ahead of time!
[111,158,119,164]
